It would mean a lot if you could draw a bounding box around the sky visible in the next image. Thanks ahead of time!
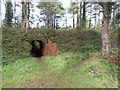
[1,0,104,28]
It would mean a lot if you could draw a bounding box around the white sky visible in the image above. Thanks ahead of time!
[1,0,104,28]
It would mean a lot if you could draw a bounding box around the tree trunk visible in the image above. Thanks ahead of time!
[95,4,98,29]
[26,0,29,28]
[22,1,26,28]
[46,9,50,28]
[89,2,92,28]
[46,14,49,28]
[0,0,1,28]
[49,14,53,28]
[113,6,116,29]
[24,1,26,28]
[54,15,56,28]
[82,2,86,28]
[22,0,29,29]
[14,1,16,27]
[66,17,67,28]
[73,14,75,28]
[98,4,100,27]
[100,2,111,56]
[109,7,113,30]
[77,0,81,29]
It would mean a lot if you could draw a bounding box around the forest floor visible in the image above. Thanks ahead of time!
[2,28,119,88]
[22,52,99,88]
[2,51,118,88]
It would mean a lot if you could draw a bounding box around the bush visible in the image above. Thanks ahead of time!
[2,27,102,65]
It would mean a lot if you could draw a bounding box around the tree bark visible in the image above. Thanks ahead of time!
[46,14,49,28]
[89,2,92,28]
[82,2,86,28]
[95,4,98,29]
[73,13,75,28]
[53,15,56,28]
[113,6,116,29]
[26,0,29,28]
[0,0,1,28]
[77,0,81,29]
[49,14,53,28]
[98,4,100,26]
[22,0,29,29]
[100,2,111,56]
[14,1,16,27]
[66,17,67,28]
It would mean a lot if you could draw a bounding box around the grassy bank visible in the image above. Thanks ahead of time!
[2,28,119,88]
[2,52,118,88]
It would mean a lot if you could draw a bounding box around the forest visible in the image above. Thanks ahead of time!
[0,0,120,88]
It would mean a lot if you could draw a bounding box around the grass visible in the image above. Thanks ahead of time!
[2,52,118,88]
[2,28,119,88]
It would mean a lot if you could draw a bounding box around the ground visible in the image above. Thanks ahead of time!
[2,52,118,88]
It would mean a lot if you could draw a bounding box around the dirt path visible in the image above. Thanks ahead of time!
[73,52,99,69]
[22,52,99,88]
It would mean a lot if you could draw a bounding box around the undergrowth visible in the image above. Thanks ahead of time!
[2,28,119,88]
[2,27,102,65]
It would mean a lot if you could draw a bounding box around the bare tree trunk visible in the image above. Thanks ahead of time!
[54,15,56,28]
[14,0,16,27]
[66,17,67,28]
[82,2,86,28]
[22,1,25,28]
[49,14,53,28]
[46,14,49,28]
[95,4,98,29]
[23,1,26,28]
[22,0,29,29]
[113,6,116,29]
[89,2,92,28]
[0,0,1,28]
[109,7,113,30]
[73,13,75,28]
[77,0,81,29]
[26,0,29,28]
[100,2,111,56]
[98,4,100,26]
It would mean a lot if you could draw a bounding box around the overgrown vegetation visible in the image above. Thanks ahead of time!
[2,27,102,65]
[2,28,119,88]
[1,0,119,88]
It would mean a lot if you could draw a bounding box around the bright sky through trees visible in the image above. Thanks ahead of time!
[1,0,104,28]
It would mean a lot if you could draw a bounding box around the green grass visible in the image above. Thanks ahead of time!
[2,28,119,88]
[2,52,118,88]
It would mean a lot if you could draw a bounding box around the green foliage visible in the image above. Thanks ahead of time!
[37,1,65,16]
[2,53,118,88]
[2,27,102,65]
[68,2,77,15]
[4,2,13,27]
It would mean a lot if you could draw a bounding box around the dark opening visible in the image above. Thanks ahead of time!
[30,40,44,57]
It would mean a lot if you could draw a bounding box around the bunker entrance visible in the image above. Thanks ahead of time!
[30,40,44,57]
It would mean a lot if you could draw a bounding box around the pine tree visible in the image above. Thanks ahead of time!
[37,1,64,28]
[4,1,13,27]
[68,2,77,28]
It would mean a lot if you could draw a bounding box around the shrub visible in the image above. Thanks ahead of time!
[2,27,102,65]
